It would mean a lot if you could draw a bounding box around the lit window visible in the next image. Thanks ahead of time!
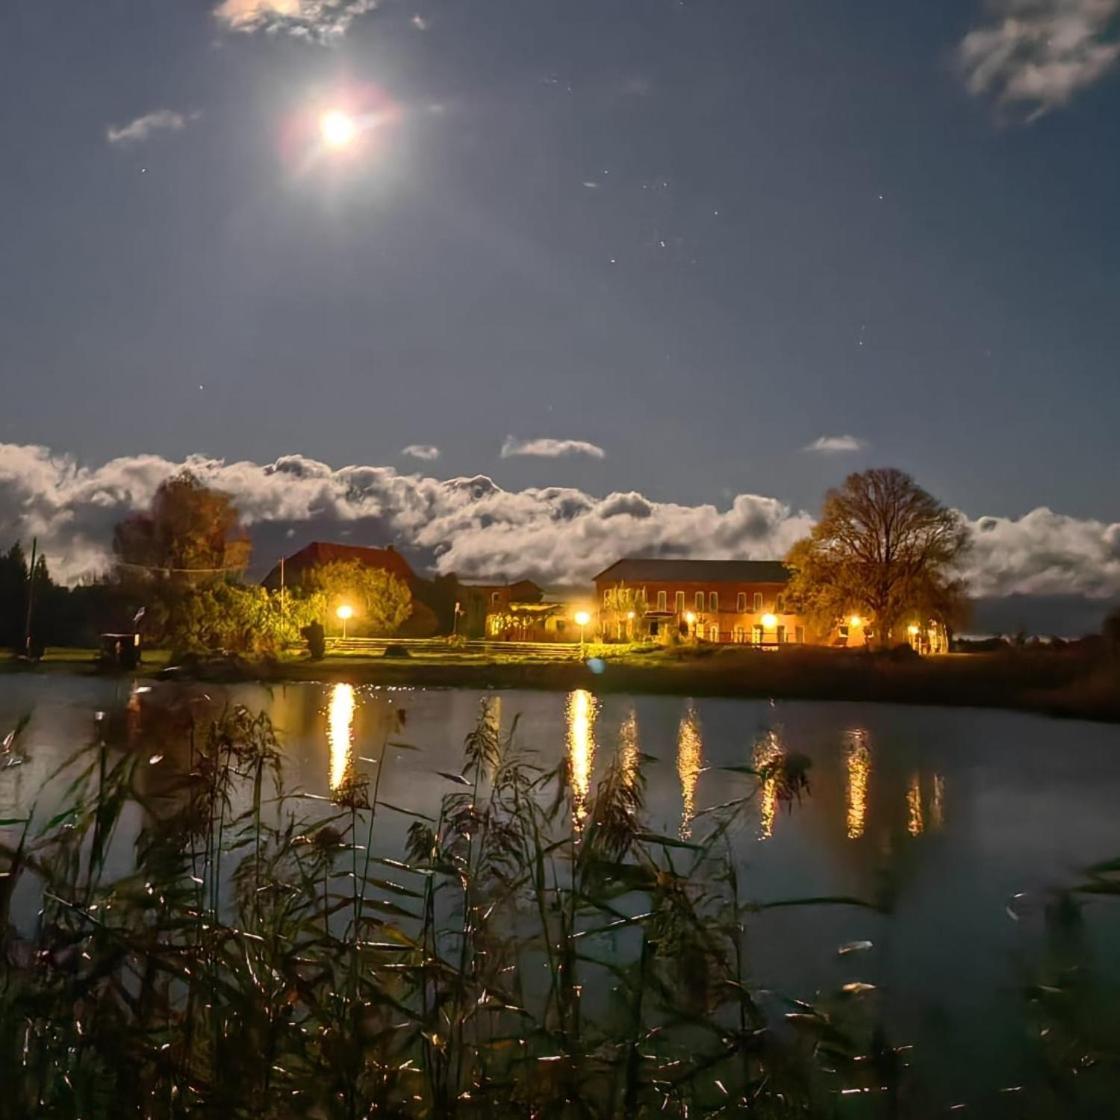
[695,591,704,611]
[776,594,784,613]
[657,590,667,611]
[491,591,500,605]
[603,590,610,606]
[736,592,746,612]
[752,592,763,612]
[709,591,718,612]
[675,590,685,613]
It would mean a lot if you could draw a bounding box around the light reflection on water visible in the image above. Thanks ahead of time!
[566,689,597,826]
[845,729,871,840]
[907,773,924,836]
[619,708,639,788]
[328,682,356,792]
[675,705,702,839]
[752,730,784,840]
[931,772,945,830]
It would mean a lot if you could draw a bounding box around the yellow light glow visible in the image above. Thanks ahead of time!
[685,611,696,624]
[566,689,597,827]
[328,682,355,791]
[761,613,778,630]
[336,603,354,620]
[753,730,783,840]
[907,624,920,636]
[320,109,357,148]
[574,610,591,627]
[619,709,639,789]
[626,610,635,620]
[907,774,924,837]
[849,615,863,629]
[676,705,703,840]
[845,729,870,840]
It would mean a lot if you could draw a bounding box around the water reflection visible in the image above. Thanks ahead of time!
[566,689,598,826]
[676,705,702,839]
[845,729,871,840]
[930,773,945,830]
[328,683,356,792]
[619,709,639,789]
[752,730,784,840]
[906,773,924,836]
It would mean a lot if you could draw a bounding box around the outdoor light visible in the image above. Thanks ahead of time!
[685,611,696,625]
[908,624,920,636]
[336,603,354,640]
[627,611,635,620]
[320,109,357,149]
[849,615,863,629]
[761,613,778,630]
[574,610,591,627]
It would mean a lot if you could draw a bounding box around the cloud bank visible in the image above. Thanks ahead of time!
[960,0,1120,118]
[106,110,197,146]
[212,0,379,38]
[501,436,606,460]
[802,435,868,454]
[401,444,440,461]
[1,445,1118,609]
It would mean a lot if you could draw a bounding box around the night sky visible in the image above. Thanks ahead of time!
[2,0,1119,615]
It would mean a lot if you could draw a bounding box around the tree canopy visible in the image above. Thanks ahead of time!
[303,559,413,637]
[785,468,969,646]
[113,471,251,581]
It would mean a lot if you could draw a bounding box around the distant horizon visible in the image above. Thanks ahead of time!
[2,441,1117,636]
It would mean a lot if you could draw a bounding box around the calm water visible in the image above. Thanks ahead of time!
[2,673,1119,1110]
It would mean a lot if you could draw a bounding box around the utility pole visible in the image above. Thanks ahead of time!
[23,537,37,659]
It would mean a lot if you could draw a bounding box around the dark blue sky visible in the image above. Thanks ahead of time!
[3,0,1118,520]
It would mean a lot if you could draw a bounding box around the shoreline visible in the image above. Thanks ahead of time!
[5,647,1118,724]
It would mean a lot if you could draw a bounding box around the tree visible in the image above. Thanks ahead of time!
[602,583,648,641]
[113,471,251,581]
[785,468,969,647]
[302,560,412,637]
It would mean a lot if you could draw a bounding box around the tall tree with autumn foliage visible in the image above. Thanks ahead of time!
[786,468,969,647]
[113,471,251,580]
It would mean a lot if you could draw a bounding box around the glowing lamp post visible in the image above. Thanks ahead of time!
[336,603,354,640]
[574,610,591,655]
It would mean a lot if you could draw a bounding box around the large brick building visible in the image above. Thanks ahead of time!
[594,558,821,646]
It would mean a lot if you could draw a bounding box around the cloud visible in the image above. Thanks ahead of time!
[959,0,1120,118]
[1,445,1118,609]
[802,435,868,454]
[501,436,606,460]
[401,444,440,461]
[212,0,379,38]
[106,110,197,146]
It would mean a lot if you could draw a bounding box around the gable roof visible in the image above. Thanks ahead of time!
[262,542,416,589]
[593,558,791,585]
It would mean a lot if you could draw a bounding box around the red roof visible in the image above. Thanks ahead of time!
[262,542,417,588]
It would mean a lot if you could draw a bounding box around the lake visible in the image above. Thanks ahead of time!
[2,673,1119,1113]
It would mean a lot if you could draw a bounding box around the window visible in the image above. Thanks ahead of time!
[733,626,746,643]
[491,591,501,605]
[776,594,784,613]
[776,625,785,644]
[839,625,849,638]
[675,590,685,613]
[795,626,804,644]
[709,591,718,612]
[603,590,610,606]
[736,592,746,612]
[695,591,704,611]
[708,623,719,642]
[752,592,763,612]
[657,590,667,611]
[752,625,764,645]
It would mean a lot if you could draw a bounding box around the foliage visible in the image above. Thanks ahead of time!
[602,582,648,639]
[113,470,251,580]
[302,559,413,636]
[166,582,317,655]
[0,701,889,1118]
[786,468,970,646]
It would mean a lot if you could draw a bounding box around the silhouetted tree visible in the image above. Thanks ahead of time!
[786,468,969,647]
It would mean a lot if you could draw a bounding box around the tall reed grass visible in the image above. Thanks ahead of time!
[0,699,890,1118]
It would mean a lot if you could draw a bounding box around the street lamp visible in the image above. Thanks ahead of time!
[761,613,778,630]
[336,603,354,640]
[849,615,863,630]
[574,610,591,655]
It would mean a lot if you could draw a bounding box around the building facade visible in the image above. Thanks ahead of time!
[593,559,812,646]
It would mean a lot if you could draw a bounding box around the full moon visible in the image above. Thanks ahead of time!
[320,109,357,149]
